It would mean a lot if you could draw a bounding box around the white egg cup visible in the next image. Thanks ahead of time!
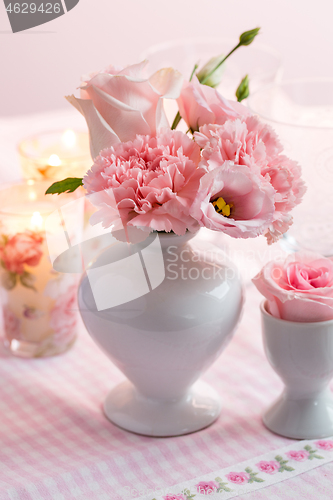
[261,301,333,439]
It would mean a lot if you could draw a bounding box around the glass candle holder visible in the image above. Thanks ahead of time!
[0,180,84,358]
[248,78,333,255]
[141,37,282,98]
[18,129,92,181]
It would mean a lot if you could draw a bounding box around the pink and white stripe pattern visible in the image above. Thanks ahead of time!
[0,286,332,500]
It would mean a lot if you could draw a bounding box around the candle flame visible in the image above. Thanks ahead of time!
[62,129,77,149]
[30,212,43,231]
[48,154,62,167]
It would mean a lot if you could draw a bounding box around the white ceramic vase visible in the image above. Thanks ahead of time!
[78,231,244,437]
[261,301,333,439]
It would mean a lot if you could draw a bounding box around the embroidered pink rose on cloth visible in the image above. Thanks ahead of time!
[84,130,205,236]
[195,480,220,494]
[252,252,333,322]
[314,440,333,451]
[285,450,310,462]
[0,231,43,274]
[162,495,186,500]
[225,471,250,484]
[67,61,184,158]
[255,460,280,474]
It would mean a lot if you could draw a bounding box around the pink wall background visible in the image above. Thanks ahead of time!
[0,0,332,117]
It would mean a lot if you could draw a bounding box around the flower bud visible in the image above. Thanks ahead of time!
[197,54,226,88]
[236,75,250,102]
[239,27,260,46]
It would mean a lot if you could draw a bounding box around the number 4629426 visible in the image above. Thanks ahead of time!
[6,3,61,14]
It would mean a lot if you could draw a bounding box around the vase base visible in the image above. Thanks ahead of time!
[263,392,333,439]
[103,380,221,437]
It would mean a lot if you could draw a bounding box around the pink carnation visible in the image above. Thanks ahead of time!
[225,472,250,484]
[84,130,205,236]
[193,117,305,243]
[314,440,333,451]
[285,450,309,462]
[190,161,276,239]
[256,460,280,474]
[0,231,44,275]
[196,480,220,494]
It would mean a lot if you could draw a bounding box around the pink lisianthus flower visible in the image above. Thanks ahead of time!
[194,117,305,243]
[0,231,44,275]
[83,130,205,236]
[285,450,309,462]
[225,471,250,484]
[189,161,276,239]
[177,76,249,132]
[252,252,333,322]
[256,460,280,474]
[67,61,184,158]
[196,480,220,494]
[314,440,333,451]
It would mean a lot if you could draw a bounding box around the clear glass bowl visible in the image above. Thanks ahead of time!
[248,78,333,255]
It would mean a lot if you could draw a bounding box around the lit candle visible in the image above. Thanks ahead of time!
[0,180,84,357]
[18,129,92,181]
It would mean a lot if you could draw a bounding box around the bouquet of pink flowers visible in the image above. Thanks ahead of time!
[47,28,305,244]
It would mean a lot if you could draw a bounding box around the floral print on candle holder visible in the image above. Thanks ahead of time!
[0,231,44,291]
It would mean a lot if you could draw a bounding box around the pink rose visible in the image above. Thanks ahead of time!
[163,495,186,500]
[314,440,333,451]
[190,161,276,239]
[253,252,333,322]
[196,480,220,494]
[84,130,205,236]
[225,471,250,484]
[256,460,280,474]
[67,61,183,158]
[0,231,44,275]
[285,450,309,462]
[49,284,78,345]
[177,76,249,131]
[194,117,305,243]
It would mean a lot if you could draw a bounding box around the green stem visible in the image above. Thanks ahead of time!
[200,43,241,85]
[171,112,182,130]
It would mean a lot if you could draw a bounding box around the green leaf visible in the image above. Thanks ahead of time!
[280,460,288,465]
[1,271,17,290]
[19,272,37,291]
[275,455,283,462]
[313,454,324,459]
[245,467,253,473]
[239,27,260,46]
[215,477,223,483]
[248,478,254,484]
[45,177,83,195]
[253,477,265,483]
[304,445,312,452]
[284,466,295,472]
[236,74,250,102]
